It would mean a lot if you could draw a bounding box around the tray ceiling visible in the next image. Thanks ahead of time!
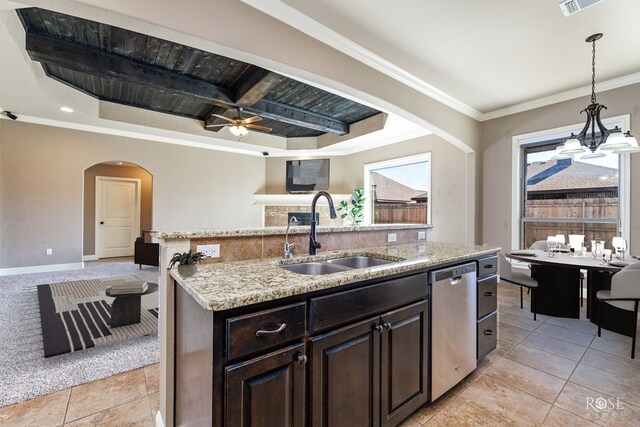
[17,7,381,138]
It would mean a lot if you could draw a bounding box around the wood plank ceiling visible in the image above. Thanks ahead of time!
[17,8,381,138]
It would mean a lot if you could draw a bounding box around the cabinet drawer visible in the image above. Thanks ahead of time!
[309,273,427,334]
[477,312,497,360]
[477,256,497,279]
[477,275,497,319]
[226,302,306,361]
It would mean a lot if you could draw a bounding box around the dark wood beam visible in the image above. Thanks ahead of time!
[246,100,349,135]
[25,31,233,107]
[26,31,350,135]
[234,68,288,105]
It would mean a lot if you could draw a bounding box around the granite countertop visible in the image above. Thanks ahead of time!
[170,241,500,311]
[154,223,433,240]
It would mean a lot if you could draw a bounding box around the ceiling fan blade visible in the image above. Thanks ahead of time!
[205,123,231,128]
[243,116,263,124]
[211,113,234,123]
[246,124,272,132]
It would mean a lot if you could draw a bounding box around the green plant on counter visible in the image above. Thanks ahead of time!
[169,250,206,268]
[337,187,365,225]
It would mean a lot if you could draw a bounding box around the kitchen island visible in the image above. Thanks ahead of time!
[154,225,498,427]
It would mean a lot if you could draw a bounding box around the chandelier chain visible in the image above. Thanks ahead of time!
[591,38,597,104]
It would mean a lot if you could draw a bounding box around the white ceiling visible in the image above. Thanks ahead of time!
[245,0,640,117]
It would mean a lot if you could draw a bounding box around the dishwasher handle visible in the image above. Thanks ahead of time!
[450,276,463,285]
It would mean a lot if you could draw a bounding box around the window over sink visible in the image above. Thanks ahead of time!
[363,153,431,225]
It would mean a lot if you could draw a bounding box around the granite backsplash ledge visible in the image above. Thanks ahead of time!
[154,224,433,264]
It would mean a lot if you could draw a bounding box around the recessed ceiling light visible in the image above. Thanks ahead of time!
[60,106,73,113]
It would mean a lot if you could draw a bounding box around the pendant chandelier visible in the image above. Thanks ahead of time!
[558,33,640,158]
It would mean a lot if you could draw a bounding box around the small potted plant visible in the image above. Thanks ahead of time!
[169,250,206,277]
[337,187,365,226]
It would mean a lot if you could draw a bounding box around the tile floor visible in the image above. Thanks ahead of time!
[1,282,639,426]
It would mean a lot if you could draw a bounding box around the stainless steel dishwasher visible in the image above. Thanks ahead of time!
[431,263,477,400]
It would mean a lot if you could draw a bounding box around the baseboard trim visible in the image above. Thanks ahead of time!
[155,412,165,427]
[83,254,98,261]
[0,262,84,276]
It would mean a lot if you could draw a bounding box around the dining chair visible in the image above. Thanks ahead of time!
[529,240,548,251]
[596,264,640,359]
[499,253,539,320]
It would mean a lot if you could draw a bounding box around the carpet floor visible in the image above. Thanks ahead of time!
[0,260,159,407]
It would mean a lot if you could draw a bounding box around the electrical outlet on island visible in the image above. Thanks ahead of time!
[387,233,397,243]
[197,244,220,258]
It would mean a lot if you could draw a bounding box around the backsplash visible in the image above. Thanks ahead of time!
[264,205,343,227]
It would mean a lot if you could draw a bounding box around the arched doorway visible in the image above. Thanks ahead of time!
[83,161,153,260]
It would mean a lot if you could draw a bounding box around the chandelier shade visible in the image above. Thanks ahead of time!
[557,33,636,157]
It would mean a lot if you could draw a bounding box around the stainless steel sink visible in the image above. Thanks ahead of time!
[326,256,395,269]
[279,262,351,275]
[279,255,396,275]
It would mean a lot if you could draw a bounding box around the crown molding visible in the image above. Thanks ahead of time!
[241,0,483,121]
[482,72,640,121]
[242,0,640,124]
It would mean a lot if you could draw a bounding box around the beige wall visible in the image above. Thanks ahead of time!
[265,134,472,244]
[0,120,265,269]
[481,82,640,252]
[83,164,153,256]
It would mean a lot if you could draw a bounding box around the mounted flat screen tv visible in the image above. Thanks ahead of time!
[286,159,330,193]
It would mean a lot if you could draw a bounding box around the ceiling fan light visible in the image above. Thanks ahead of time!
[229,125,249,137]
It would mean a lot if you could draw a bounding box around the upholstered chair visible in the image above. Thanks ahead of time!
[499,253,539,320]
[596,263,640,359]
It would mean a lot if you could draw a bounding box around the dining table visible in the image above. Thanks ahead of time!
[506,249,639,337]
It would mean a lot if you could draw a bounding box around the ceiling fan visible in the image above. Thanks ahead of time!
[206,108,272,137]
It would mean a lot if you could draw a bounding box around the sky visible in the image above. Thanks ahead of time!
[527,150,619,169]
[373,161,430,191]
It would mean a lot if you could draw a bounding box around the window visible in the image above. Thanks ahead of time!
[511,115,630,251]
[363,154,431,225]
[521,141,620,248]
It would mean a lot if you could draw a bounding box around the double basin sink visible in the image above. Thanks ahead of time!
[279,256,395,275]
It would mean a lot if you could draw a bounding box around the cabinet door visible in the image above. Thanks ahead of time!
[225,343,306,427]
[310,316,381,427]
[380,300,429,427]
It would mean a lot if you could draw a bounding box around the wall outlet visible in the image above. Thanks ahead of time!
[387,233,397,243]
[418,231,426,240]
[197,244,220,258]
[46,248,53,255]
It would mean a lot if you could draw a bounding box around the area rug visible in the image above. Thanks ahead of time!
[37,276,158,358]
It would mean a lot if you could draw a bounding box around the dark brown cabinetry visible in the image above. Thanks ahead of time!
[310,301,428,427]
[175,257,492,427]
[476,256,498,360]
[225,343,307,427]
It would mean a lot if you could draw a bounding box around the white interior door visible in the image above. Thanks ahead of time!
[96,177,141,258]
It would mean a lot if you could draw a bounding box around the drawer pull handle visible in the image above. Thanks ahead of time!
[256,323,287,337]
[483,329,494,336]
[484,291,494,297]
[483,264,494,269]
[296,354,308,366]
